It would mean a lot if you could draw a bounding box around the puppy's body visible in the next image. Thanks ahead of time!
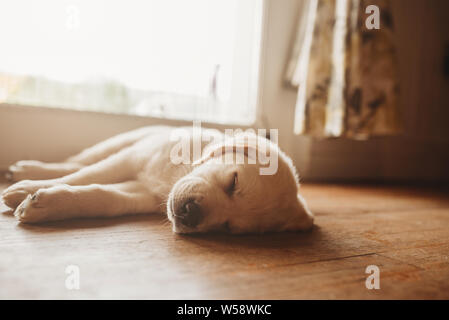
[2,126,314,234]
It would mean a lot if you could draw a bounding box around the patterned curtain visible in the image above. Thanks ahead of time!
[287,0,401,139]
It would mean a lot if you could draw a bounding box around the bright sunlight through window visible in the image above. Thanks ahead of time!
[0,0,263,125]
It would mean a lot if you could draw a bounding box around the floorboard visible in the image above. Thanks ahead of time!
[1,181,448,299]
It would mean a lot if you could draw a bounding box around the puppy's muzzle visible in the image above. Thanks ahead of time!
[172,199,202,228]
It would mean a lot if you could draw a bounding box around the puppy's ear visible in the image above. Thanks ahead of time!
[284,194,314,231]
[192,140,260,166]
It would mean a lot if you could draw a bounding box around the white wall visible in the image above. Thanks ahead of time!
[0,104,247,167]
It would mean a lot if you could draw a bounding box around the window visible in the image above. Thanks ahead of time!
[0,0,263,125]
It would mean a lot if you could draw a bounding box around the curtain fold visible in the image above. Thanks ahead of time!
[288,0,401,139]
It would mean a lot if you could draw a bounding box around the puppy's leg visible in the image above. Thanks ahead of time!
[14,181,161,223]
[6,127,154,182]
[7,160,84,182]
[60,146,143,185]
[2,146,141,208]
[66,127,155,165]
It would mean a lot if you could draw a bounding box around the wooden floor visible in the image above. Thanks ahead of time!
[1,181,449,299]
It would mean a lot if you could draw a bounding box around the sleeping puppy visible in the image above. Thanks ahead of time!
[2,126,314,234]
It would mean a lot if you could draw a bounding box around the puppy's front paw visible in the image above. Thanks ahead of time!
[14,191,50,223]
[2,180,45,209]
[14,186,73,223]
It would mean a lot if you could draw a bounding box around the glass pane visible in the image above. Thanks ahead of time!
[0,0,262,124]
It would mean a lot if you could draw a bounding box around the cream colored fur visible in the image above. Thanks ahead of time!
[2,126,314,234]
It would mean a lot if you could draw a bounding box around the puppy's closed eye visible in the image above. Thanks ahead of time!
[224,172,238,196]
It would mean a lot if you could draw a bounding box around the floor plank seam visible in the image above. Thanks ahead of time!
[246,252,379,271]
[375,242,449,257]
[375,253,426,271]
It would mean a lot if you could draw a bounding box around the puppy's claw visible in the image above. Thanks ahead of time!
[14,195,31,221]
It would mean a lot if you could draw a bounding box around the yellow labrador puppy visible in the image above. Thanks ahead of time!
[2,126,314,234]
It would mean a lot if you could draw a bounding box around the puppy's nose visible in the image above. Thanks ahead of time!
[174,200,202,228]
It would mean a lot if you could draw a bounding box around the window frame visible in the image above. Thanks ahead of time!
[0,0,312,176]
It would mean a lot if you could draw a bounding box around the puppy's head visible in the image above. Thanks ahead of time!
[166,132,314,234]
